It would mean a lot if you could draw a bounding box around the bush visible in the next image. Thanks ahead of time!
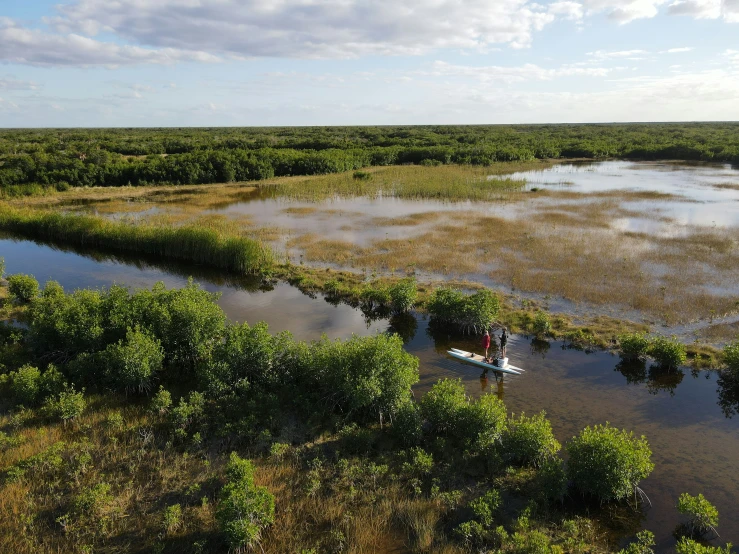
[216,452,275,550]
[7,274,39,303]
[45,384,86,424]
[162,504,183,535]
[103,326,164,393]
[420,378,467,436]
[150,386,173,415]
[459,393,507,452]
[401,447,433,477]
[532,311,551,338]
[618,333,652,360]
[502,412,561,467]
[723,341,739,375]
[536,457,568,502]
[427,288,500,334]
[469,489,502,527]
[389,278,417,314]
[677,493,719,536]
[619,530,655,554]
[353,170,371,180]
[360,282,391,310]
[392,401,423,446]
[9,364,41,405]
[675,538,734,554]
[648,336,687,369]
[566,423,654,502]
[74,482,113,516]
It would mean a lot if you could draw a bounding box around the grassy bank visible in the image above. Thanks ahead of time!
[0,206,274,275]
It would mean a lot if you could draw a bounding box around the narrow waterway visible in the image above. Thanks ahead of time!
[1,236,737,550]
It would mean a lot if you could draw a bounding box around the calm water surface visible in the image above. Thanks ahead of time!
[1,237,738,550]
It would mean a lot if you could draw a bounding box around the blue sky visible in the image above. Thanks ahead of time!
[1,0,738,126]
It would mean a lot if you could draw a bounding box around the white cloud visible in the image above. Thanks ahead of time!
[0,18,220,67]
[587,49,649,59]
[548,1,585,20]
[583,0,739,22]
[667,0,721,18]
[0,76,40,90]
[662,47,694,53]
[427,61,612,83]
[47,0,560,59]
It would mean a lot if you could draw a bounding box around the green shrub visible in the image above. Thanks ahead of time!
[162,504,183,535]
[427,288,500,334]
[531,311,551,338]
[392,401,423,446]
[648,336,687,369]
[459,393,507,452]
[353,170,371,180]
[677,493,719,536]
[7,274,39,303]
[389,277,417,313]
[618,530,655,554]
[9,364,41,405]
[566,423,654,502]
[103,326,164,394]
[74,482,113,516]
[216,452,275,550]
[401,447,433,477]
[469,489,502,527]
[502,411,561,467]
[420,378,467,436]
[45,384,86,424]
[618,333,652,360]
[536,457,568,502]
[150,386,173,415]
[675,538,734,554]
[723,341,739,374]
[360,282,391,309]
[0,257,4,278]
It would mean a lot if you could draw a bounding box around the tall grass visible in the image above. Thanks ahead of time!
[0,207,274,275]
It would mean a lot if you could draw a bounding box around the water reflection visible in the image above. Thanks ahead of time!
[614,359,685,396]
[717,371,739,418]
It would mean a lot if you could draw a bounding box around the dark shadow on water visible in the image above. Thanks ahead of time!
[530,338,551,357]
[717,370,739,419]
[387,312,418,344]
[613,358,685,396]
[615,359,648,385]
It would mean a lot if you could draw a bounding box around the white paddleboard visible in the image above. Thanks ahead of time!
[450,347,525,372]
[447,349,522,375]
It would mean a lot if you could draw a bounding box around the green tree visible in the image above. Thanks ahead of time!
[502,411,561,467]
[566,423,654,502]
[677,493,719,537]
[419,378,467,436]
[7,274,39,303]
[103,326,164,394]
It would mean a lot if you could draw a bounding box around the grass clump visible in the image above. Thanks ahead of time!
[566,423,654,503]
[677,493,719,537]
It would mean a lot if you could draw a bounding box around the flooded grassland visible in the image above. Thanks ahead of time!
[23,161,739,342]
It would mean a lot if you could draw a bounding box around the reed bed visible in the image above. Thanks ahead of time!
[0,207,274,275]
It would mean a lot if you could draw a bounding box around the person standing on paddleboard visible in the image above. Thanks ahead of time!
[482,330,491,361]
[500,328,508,358]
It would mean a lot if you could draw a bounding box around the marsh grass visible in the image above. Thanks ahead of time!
[0,207,274,275]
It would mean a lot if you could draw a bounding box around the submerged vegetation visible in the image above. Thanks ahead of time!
[1,278,733,553]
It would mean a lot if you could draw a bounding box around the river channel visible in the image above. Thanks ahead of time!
[1,236,738,550]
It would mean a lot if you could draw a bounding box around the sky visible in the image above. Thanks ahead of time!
[0,0,738,126]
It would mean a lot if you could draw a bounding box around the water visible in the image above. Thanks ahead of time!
[500,161,739,228]
[1,237,737,549]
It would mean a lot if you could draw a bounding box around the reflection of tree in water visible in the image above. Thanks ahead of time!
[646,365,684,396]
[360,304,391,327]
[387,313,418,344]
[530,338,550,357]
[614,359,684,396]
[717,370,739,418]
[615,359,648,385]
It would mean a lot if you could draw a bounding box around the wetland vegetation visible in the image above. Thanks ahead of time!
[2,124,739,553]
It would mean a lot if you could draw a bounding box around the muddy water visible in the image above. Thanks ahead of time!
[1,237,738,550]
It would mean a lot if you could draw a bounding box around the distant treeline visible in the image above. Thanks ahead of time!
[1,123,738,190]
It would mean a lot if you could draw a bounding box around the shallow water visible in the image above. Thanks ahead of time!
[500,161,739,228]
[1,237,737,549]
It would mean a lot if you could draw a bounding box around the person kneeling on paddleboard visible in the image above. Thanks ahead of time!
[482,330,491,362]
